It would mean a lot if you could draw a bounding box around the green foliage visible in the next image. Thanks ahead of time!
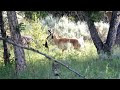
[24,11,48,21]
[0,40,120,79]
[24,11,36,21]
[0,14,120,79]
[21,20,48,49]
[86,11,104,22]
[68,16,75,21]
[17,23,26,32]
[29,23,47,49]
[41,15,90,38]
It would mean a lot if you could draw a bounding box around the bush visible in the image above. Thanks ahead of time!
[21,19,48,50]
[40,14,109,42]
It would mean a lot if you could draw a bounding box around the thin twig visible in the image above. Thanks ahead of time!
[0,37,86,79]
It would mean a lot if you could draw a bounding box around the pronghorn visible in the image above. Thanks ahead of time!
[20,36,33,47]
[45,30,84,52]
[7,35,33,47]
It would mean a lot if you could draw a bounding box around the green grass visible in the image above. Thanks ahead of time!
[0,40,120,79]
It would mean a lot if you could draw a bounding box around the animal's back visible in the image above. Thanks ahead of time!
[56,38,72,50]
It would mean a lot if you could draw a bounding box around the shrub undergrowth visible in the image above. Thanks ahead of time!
[0,14,120,79]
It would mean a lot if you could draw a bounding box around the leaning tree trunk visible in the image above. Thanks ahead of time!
[115,23,120,45]
[84,12,107,55]
[104,11,120,46]
[0,11,10,65]
[105,11,120,53]
[7,11,26,73]
[84,11,120,57]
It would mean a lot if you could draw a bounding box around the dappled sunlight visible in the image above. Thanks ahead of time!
[1,39,120,79]
[1,11,120,79]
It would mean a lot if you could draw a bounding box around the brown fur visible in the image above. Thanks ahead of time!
[49,33,82,52]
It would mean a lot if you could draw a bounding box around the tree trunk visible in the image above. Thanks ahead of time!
[84,11,120,57]
[0,11,10,65]
[7,11,26,73]
[84,13,108,54]
[105,11,120,53]
[105,11,120,46]
[115,23,120,45]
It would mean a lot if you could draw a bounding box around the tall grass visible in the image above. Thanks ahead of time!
[0,14,120,79]
[0,40,120,79]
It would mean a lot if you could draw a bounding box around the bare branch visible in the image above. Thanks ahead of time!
[0,37,86,79]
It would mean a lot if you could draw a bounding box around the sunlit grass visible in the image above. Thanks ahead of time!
[0,15,120,79]
[1,37,120,79]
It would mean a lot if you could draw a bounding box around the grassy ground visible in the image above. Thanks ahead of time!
[0,40,120,79]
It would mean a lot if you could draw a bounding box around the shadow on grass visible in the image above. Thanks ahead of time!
[0,44,120,79]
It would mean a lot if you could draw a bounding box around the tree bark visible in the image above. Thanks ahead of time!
[115,23,120,45]
[84,12,108,54]
[0,11,10,65]
[84,11,120,56]
[105,11,120,53]
[7,11,26,73]
[104,11,120,46]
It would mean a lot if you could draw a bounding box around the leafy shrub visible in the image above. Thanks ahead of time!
[40,14,109,42]
[21,20,48,50]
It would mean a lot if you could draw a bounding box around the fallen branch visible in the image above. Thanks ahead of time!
[0,37,86,79]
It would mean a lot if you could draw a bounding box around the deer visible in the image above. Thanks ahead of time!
[44,29,84,52]
[20,36,33,47]
[7,35,33,47]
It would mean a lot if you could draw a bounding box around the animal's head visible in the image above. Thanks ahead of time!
[46,29,58,44]
[47,29,54,39]
[47,29,61,39]
[44,29,62,48]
